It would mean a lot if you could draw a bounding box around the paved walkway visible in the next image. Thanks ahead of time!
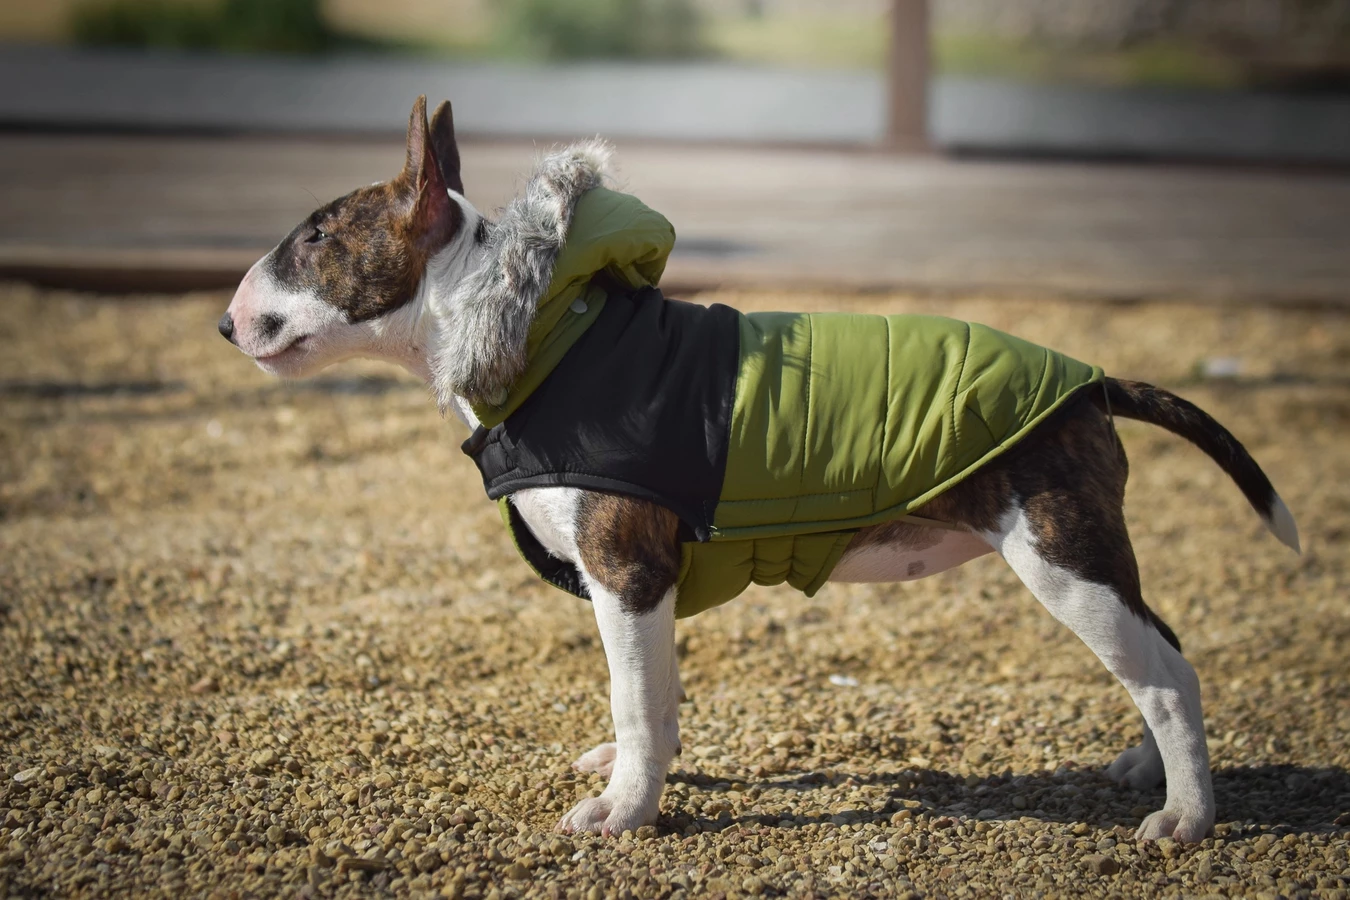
[2,134,1348,302]
[3,44,1350,163]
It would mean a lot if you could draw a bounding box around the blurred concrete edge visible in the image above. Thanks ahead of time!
[4,43,1350,299]
[4,44,1350,162]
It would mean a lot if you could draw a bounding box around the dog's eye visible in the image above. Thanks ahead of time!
[305,228,330,244]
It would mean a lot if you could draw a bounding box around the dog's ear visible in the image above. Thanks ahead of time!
[429,100,464,196]
[401,95,460,248]
[402,94,434,185]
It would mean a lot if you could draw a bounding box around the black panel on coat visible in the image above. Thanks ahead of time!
[462,284,741,541]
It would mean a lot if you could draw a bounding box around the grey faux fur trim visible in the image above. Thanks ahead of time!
[429,139,614,410]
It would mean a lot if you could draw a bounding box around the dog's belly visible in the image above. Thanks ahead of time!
[829,529,993,583]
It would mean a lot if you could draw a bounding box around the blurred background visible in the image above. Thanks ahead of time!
[2,0,1349,294]
[4,0,1350,150]
[3,5,1350,897]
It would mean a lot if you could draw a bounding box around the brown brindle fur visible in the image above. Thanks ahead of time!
[1106,379,1274,516]
[267,98,464,323]
[575,393,1179,646]
[844,517,946,553]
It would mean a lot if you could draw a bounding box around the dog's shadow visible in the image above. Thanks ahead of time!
[666,764,1350,833]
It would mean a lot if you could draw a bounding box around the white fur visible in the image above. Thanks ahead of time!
[1104,720,1166,790]
[532,497,1208,840]
[569,645,683,783]
[556,581,681,836]
[509,487,583,560]
[1266,492,1301,553]
[829,528,993,583]
[983,506,1215,842]
[226,261,347,375]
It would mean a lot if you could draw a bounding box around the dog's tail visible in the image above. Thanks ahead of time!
[1104,378,1300,553]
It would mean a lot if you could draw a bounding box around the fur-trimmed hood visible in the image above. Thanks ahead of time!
[429,142,675,418]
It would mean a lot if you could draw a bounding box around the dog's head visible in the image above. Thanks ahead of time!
[220,96,469,377]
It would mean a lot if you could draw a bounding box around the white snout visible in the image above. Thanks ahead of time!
[224,256,340,376]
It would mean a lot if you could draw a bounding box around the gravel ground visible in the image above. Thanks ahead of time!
[1,282,1348,899]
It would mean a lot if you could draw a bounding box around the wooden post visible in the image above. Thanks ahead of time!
[886,0,930,150]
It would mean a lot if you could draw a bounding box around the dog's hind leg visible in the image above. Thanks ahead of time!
[1105,719,1165,790]
[983,503,1214,842]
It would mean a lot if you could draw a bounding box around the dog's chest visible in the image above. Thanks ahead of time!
[509,487,583,564]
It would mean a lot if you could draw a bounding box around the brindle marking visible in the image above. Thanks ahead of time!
[846,516,946,553]
[575,492,682,616]
[267,97,464,323]
[1105,378,1278,520]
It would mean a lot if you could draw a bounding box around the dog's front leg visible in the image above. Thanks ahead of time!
[572,650,682,779]
[557,582,680,836]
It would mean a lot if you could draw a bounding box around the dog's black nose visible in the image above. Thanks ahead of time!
[218,312,235,343]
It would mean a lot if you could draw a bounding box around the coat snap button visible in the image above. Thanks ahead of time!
[570,298,588,314]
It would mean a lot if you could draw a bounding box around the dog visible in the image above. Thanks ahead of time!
[220,96,1300,840]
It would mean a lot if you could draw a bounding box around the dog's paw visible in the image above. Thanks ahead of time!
[555,789,657,837]
[1105,742,1165,791]
[556,796,615,834]
[571,742,617,779]
[1135,807,1213,843]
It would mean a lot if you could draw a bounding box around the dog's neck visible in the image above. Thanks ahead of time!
[353,140,613,430]
[359,194,486,430]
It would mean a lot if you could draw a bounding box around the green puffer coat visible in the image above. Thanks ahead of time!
[463,188,1103,618]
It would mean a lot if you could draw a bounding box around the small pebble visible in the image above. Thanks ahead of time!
[189,676,218,694]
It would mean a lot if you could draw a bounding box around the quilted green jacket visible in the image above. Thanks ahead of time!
[463,189,1103,617]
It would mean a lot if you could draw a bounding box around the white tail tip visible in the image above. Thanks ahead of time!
[1265,493,1301,554]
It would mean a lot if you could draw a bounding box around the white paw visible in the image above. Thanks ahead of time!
[1106,742,1165,790]
[1136,806,1213,843]
[555,790,657,837]
[572,742,618,779]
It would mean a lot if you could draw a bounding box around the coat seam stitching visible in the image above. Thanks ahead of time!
[876,317,892,510]
[948,321,972,451]
[790,315,815,522]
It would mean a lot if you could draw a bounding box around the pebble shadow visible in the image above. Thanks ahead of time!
[667,764,1350,834]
